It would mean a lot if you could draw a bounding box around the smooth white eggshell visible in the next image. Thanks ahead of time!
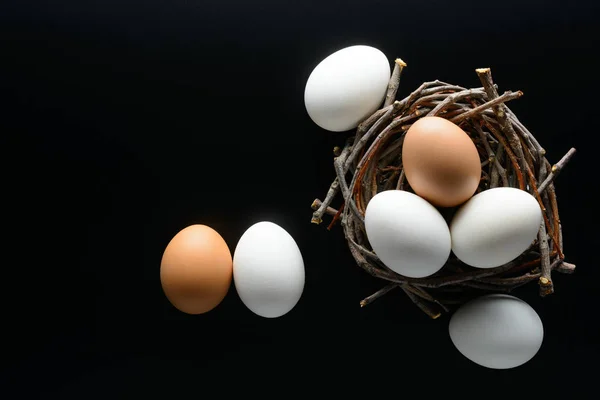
[449,294,544,369]
[450,187,543,268]
[304,45,391,132]
[364,190,451,278]
[233,221,305,318]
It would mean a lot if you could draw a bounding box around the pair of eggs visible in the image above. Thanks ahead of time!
[160,221,305,318]
[365,187,543,278]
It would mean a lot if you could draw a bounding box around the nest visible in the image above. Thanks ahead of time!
[310,60,577,318]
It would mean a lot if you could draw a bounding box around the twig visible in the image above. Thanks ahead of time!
[384,59,406,107]
[311,182,340,224]
[345,104,397,172]
[538,148,577,194]
[556,261,576,274]
[350,119,404,214]
[360,283,398,307]
[483,117,525,189]
[558,223,564,254]
[354,105,393,146]
[310,199,338,217]
[459,281,512,292]
[405,285,450,312]
[399,80,450,112]
[396,169,406,190]
[409,89,486,114]
[490,145,505,187]
[327,203,344,230]
[450,90,523,123]
[506,108,545,158]
[544,158,563,258]
[334,156,363,222]
[538,222,554,296]
[401,284,442,319]
[427,88,490,116]
[310,138,353,224]
[475,259,569,292]
[474,123,508,186]
[476,68,529,177]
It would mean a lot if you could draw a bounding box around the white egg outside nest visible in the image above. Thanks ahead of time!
[304,45,391,132]
[232,221,305,318]
[448,294,544,369]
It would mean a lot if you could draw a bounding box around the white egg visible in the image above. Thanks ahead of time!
[232,221,305,318]
[450,187,543,268]
[364,190,451,278]
[449,294,544,369]
[304,45,391,132]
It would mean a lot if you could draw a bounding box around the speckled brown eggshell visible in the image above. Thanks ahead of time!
[402,116,482,208]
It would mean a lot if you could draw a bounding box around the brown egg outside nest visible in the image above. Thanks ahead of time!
[402,116,482,208]
[160,224,233,314]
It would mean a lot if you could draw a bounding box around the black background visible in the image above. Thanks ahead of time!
[1,0,598,397]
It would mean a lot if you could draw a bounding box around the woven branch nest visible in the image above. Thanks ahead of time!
[311,61,577,318]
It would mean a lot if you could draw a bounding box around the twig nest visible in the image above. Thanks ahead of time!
[310,61,576,318]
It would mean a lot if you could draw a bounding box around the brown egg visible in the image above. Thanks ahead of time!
[402,116,481,208]
[160,224,233,314]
